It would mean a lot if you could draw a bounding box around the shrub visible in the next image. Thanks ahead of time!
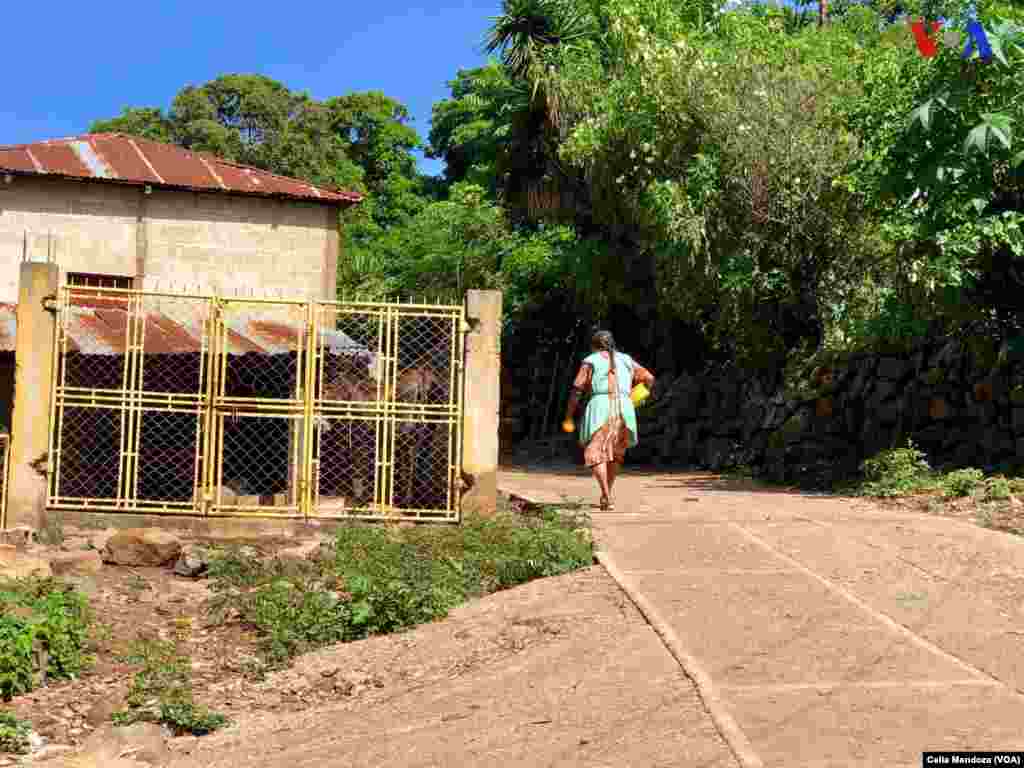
[0,578,91,700]
[112,638,228,736]
[983,476,1012,502]
[859,442,934,497]
[206,509,593,667]
[0,711,30,754]
[942,468,985,498]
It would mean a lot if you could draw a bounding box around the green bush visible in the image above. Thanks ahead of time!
[858,442,934,497]
[983,476,1012,502]
[158,701,228,736]
[0,578,91,700]
[112,638,228,736]
[942,468,985,498]
[206,509,593,667]
[0,710,31,754]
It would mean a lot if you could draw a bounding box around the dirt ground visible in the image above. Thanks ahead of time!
[9,466,1024,768]
[6,535,313,753]
[167,565,736,768]
[7,521,737,768]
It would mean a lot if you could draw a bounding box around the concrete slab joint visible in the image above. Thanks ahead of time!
[460,290,502,518]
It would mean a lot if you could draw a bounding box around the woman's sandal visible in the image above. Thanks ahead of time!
[599,496,615,511]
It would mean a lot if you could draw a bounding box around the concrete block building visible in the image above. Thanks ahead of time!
[0,133,362,432]
[0,133,362,301]
[0,133,499,530]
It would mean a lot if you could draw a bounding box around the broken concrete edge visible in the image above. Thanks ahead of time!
[45,510,358,542]
[497,484,763,768]
[499,489,544,512]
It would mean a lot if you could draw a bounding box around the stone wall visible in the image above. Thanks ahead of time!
[0,176,339,301]
[631,338,1024,486]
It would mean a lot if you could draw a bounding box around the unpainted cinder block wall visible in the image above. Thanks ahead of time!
[0,176,340,301]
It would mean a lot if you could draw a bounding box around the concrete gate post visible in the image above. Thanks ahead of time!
[460,290,502,518]
[6,262,60,530]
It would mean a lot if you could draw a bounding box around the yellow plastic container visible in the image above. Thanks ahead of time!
[630,383,650,407]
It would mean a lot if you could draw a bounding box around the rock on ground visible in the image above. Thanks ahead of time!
[173,545,210,578]
[0,544,52,579]
[49,550,103,577]
[55,723,170,768]
[102,530,182,567]
[0,526,37,548]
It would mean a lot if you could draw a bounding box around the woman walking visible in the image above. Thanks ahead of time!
[563,330,656,510]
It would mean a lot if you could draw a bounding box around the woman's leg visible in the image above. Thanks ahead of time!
[608,461,620,495]
[591,461,611,505]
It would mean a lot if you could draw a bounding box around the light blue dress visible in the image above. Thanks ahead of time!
[579,351,639,449]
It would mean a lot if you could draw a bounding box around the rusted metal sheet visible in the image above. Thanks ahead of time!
[0,301,371,357]
[86,305,364,357]
[91,135,161,184]
[0,148,35,173]
[143,314,201,354]
[0,134,362,205]
[21,142,90,178]
[242,319,301,353]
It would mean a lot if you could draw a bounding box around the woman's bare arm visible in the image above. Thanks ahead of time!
[565,363,593,421]
[632,362,655,388]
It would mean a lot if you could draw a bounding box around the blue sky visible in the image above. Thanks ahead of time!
[0,0,502,177]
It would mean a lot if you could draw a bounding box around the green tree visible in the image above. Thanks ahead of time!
[91,107,175,143]
[91,77,437,300]
[427,64,522,193]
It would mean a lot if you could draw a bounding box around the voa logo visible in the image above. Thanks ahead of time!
[907,16,993,61]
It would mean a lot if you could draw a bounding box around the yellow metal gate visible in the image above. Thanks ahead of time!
[48,286,465,521]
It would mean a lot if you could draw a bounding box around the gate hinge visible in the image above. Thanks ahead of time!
[42,295,58,313]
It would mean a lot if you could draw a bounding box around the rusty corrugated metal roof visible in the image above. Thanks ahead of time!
[0,133,363,206]
[0,303,370,358]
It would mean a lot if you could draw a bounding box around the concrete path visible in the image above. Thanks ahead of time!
[500,466,1024,768]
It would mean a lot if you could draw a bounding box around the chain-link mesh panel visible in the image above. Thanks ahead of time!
[221,302,308,402]
[309,305,463,519]
[312,306,384,516]
[216,415,296,509]
[392,418,455,514]
[393,314,456,408]
[314,417,379,512]
[212,302,307,513]
[60,290,132,391]
[136,411,201,504]
[50,290,465,520]
[138,295,210,396]
[53,407,121,501]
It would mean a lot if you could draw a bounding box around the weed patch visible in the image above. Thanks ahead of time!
[858,442,935,497]
[983,476,1012,502]
[0,710,31,754]
[0,577,91,700]
[112,637,228,736]
[206,510,592,668]
[942,468,985,498]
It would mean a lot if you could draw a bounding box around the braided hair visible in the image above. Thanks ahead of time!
[591,330,618,385]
